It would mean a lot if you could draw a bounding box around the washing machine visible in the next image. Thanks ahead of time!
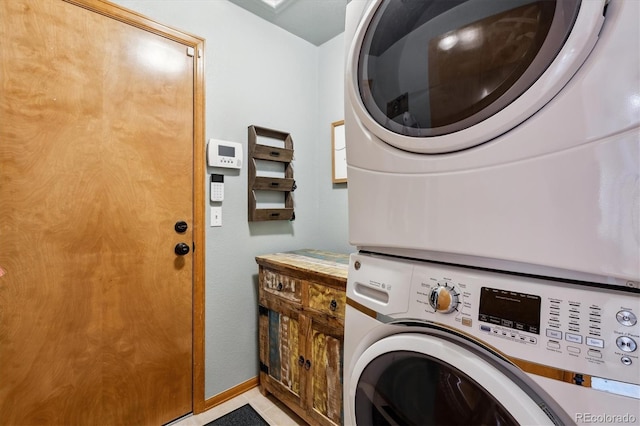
[344,252,640,425]
[344,0,640,288]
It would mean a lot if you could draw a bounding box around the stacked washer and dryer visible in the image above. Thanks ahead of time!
[343,0,639,425]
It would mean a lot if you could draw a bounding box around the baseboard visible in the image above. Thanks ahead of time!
[200,376,259,413]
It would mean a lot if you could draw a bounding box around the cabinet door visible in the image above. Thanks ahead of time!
[306,320,343,426]
[260,308,303,407]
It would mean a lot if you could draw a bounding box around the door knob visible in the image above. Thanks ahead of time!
[174,243,190,256]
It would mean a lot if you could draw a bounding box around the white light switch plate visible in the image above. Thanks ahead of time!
[211,206,222,227]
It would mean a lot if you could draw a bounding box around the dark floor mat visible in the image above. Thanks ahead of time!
[204,404,269,426]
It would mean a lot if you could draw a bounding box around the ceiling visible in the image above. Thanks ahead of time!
[228,0,349,46]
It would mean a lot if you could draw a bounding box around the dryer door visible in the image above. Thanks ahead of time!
[348,333,571,426]
[347,0,606,153]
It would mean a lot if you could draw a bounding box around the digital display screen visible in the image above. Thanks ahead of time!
[478,287,541,335]
[218,145,235,157]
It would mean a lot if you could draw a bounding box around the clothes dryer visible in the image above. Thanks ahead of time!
[344,252,640,425]
[345,0,640,287]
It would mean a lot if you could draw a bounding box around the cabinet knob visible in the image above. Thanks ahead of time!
[298,355,305,366]
[329,299,337,311]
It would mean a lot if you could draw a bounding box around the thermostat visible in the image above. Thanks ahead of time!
[207,139,243,169]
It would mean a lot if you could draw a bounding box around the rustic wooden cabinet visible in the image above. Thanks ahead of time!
[256,250,349,426]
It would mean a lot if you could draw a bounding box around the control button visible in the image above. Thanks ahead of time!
[586,337,604,348]
[528,337,537,344]
[547,341,561,349]
[588,350,602,358]
[616,336,637,353]
[461,317,472,327]
[480,325,491,332]
[621,356,633,366]
[428,284,460,313]
[546,329,562,339]
[616,310,637,327]
[565,333,583,344]
[567,346,581,354]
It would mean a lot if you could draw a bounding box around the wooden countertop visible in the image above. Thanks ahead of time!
[255,249,349,287]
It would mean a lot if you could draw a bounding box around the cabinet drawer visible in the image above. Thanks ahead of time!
[307,283,346,319]
[261,268,302,303]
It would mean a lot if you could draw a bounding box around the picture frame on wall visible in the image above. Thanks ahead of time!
[331,120,347,183]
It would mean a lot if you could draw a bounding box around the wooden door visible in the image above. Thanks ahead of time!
[0,1,203,424]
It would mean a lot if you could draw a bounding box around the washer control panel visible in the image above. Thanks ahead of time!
[347,253,640,386]
[409,264,639,385]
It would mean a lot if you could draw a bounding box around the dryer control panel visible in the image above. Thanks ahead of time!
[348,253,640,390]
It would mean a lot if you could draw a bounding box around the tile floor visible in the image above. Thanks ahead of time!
[171,387,308,426]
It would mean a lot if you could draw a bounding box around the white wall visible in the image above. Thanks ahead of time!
[110,0,351,399]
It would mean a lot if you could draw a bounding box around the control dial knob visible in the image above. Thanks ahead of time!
[428,284,460,313]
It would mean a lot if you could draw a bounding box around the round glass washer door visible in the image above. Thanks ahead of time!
[347,0,606,153]
[348,333,569,426]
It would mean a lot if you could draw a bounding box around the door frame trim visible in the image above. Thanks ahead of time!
[64,0,207,414]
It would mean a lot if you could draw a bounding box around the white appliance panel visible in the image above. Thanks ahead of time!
[345,0,640,286]
[344,253,640,425]
[348,253,640,385]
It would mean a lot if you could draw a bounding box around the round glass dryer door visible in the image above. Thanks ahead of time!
[350,0,606,153]
[348,334,570,425]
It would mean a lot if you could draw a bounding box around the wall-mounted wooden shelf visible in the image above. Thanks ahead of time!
[248,125,296,222]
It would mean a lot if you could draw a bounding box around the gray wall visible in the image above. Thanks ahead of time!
[316,33,350,252]
[111,0,351,399]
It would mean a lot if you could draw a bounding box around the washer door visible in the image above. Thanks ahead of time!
[349,333,567,425]
[347,0,606,153]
